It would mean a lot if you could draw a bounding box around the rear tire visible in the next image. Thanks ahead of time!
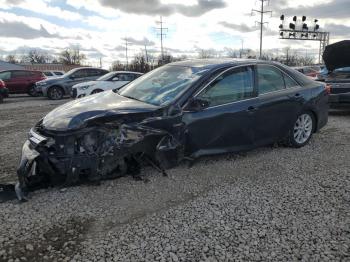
[91,89,103,94]
[287,111,315,148]
[28,85,38,97]
[47,86,64,100]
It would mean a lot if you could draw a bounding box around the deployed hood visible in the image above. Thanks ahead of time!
[323,40,350,71]
[42,91,160,131]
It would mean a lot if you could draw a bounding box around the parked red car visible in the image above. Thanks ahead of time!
[0,79,9,103]
[0,70,46,96]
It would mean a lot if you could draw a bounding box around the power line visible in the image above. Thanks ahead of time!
[252,0,272,59]
[156,16,168,63]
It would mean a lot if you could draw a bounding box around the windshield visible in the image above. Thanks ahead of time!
[97,72,117,81]
[118,65,207,106]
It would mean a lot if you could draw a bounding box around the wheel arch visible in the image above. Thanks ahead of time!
[302,108,318,133]
[90,88,104,94]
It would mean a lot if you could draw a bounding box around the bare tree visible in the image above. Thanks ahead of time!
[5,54,18,64]
[21,49,51,64]
[198,48,217,59]
[128,53,151,73]
[59,47,86,65]
[157,52,175,66]
[110,60,124,71]
[224,48,239,58]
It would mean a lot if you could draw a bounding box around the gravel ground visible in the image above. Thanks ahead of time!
[0,95,349,261]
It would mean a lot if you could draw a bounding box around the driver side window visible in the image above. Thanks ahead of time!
[197,67,254,107]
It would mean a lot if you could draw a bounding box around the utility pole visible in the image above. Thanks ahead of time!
[252,0,272,59]
[240,39,244,58]
[122,37,131,69]
[144,43,148,63]
[156,16,168,63]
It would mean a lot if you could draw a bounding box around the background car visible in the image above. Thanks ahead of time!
[35,67,109,100]
[43,70,65,78]
[71,71,143,98]
[293,66,319,80]
[0,79,9,103]
[323,67,350,105]
[0,70,46,96]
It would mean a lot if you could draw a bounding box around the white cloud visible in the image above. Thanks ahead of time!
[0,0,348,68]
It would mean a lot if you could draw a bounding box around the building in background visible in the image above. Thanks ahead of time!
[0,60,25,71]
[20,63,81,73]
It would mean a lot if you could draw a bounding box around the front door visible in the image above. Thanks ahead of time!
[182,66,258,157]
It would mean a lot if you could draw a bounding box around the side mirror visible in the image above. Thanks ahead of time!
[184,97,210,112]
[112,77,119,81]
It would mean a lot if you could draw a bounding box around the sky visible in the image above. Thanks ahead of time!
[0,0,349,68]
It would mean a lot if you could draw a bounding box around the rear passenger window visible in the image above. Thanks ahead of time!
[12,71,29,78]
[257,65,285,94]
[283,74,299,88]
[44,72,53,76]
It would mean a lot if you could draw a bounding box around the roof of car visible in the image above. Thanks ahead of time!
[169,58,270,69]
[112,71,143,74]
[0,69,41,73]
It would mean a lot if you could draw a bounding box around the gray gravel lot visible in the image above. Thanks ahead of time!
[0,95,349,261]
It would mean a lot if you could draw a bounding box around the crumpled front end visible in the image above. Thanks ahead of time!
[15,116,185,201]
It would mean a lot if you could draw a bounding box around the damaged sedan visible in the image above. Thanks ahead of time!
[2,59,329,201]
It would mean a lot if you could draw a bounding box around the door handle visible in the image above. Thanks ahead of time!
[289,93,302,100]
[246,106,257,113]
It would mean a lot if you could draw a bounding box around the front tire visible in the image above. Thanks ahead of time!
[287,112,315,148]
[47,86,64,100]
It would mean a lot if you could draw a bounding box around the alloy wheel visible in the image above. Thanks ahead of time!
[50,87,63,100]
[293,114,313,144]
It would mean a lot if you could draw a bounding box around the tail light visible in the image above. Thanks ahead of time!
[0,80,5,88]
[325,84,331,95]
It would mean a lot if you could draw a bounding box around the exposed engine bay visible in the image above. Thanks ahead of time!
[10,113,185,201]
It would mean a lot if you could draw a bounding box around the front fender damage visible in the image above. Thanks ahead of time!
[10,116,186,201]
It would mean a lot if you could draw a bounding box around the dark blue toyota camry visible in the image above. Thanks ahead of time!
[13,59,329,200]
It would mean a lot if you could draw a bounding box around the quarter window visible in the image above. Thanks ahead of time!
[0,71,11,80]
[197,67,254,107]
[257,65,285,94]
[283,74,299,88]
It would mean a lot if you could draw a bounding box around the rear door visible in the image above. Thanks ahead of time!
[254,64,304,146]
[9,71,30,93]
[182,66,258,156]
